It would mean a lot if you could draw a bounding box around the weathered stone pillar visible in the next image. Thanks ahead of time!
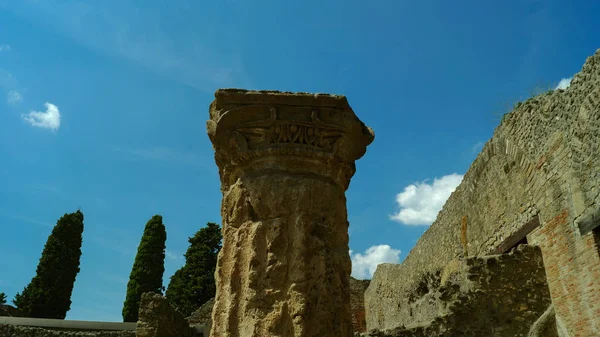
[206,89,374,337]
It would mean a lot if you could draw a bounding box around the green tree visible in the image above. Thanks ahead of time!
[0,292,6,305]
[13,211,84,318]
[122,215,167,322]
[166,222,222,317]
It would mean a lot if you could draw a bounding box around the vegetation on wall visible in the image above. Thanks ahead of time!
[13,211,84,319]
[492,82,557,123]
[122,214,167,322]
[166,222,222,317]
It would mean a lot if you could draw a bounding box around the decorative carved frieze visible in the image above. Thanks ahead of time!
[234,107,345,151]
[227,107,347,163]
[207,89,375,189]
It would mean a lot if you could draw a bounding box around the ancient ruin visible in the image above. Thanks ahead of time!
[2,50,599,337]
[365,49,600,337]
[206,90,375,337]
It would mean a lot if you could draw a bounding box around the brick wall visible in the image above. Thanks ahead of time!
[366,49,600,335]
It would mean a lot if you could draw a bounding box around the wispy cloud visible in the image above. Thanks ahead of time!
[0,69,18,89]
[0,44,11,52]
[115,146,209,168]
[0,208,53,228]
[6,1,249,92]
[555,77,572,90]
[22,102,61,131]
[351,245,401,279]
[96,271,128,285]
[165,249,183,261]
[7,90,22,105]
[89,228,136,258]
[471,141,484,155]
[391,173,463,226]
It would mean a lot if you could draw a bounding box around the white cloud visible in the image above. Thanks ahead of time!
[22,102,61,131]
[555,77,572,90]
[471,141,484,155]
[115,146,212,170]
[0,44,11,52]
[165,249,182,261]
[7,90,22,105]
[391,173,463,226]
[351,245,401,279]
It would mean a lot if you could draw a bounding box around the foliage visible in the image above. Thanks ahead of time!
[13,211,84,318]
[166,222,222,317]
[0,292,6,305]
[492,81,556,123]
[122,215,167,322]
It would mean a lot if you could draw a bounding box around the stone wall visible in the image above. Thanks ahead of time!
[350,277,370,333]
[365,245,551,337]
[366,49,600,336]
[187,298,214,334]
[0,325,134,337]
[136,293,199,337]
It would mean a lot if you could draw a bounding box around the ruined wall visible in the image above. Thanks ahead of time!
[187,298,214,334]
[350,277,370,333]
[136,293,199,337]
[0,325,134,337]
[364,245,551,337]
[366,49,600,336]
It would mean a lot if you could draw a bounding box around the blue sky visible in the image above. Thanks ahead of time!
[0,0,598,322]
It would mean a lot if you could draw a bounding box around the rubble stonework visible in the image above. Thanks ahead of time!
[135,293,198,337]
[366,50,600,336]
[206,89,374,337]
[349,277,370,333]
[187,298,214,334]
[0,325,135,337]
[365,245,551,337]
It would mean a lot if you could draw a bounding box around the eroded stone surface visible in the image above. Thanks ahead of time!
[366,245,552,337]
[0,325,135,337]
[349,277,370,334]
[528,304,559,337]
[136,293,198,337]
[207,89,374,337]
[187,298,214,334]
[366,49,600,336]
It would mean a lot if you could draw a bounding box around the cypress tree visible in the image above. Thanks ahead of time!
[122,215,167,322]
[13,210,84,318]
[0,292,6,305]
[166,222,222,316]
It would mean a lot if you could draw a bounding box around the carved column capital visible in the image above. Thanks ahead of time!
[207,89,375,191]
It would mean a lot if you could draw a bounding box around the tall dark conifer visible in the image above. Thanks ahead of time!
[13,211,84,319]
[166,222,222,316]
[122,215,167,322]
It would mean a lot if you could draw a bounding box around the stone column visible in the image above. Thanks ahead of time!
[206,89,374,337]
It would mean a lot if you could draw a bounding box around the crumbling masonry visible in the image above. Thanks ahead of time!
[366,49,600,337]
[206,90,374,337]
